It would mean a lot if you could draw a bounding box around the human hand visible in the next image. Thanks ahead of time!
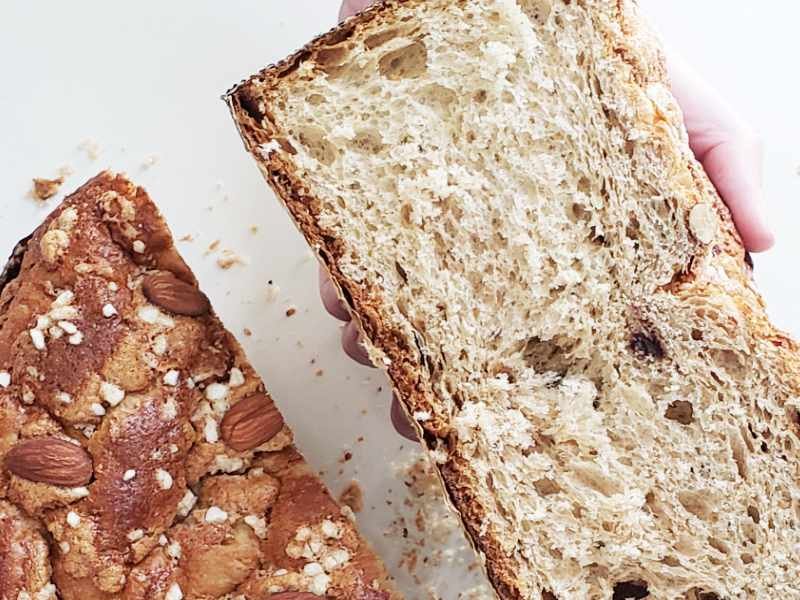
[326,0,774,436]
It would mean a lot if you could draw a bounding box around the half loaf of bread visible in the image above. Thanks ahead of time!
[227,0,800,598]
[0,172,398,600]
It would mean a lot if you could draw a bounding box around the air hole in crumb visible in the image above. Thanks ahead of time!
[306,93,326,106]
[630,332,665,360]
[678,490,713,521]
[707,537,729,554]
[417,83,457,114]
[295,126,337,165]
[542,591,558,600]
[523,0,553,24]
[691,329,703,341]
[612,581,649,599]
[474,89,488,103]
[741,553,754,564]
[687,590,721,600]
[661,556,680,567]
[747,505,760,523]
[378,42,428,80]
[237,90,264,122]
[533,478,561,497]
[729,429,749,479]
[664,401,693,425]
[349,129,385,154]
[364,27,402,49]
[394,261,408,284]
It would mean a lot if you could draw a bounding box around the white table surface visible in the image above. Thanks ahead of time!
[1,2,797,599]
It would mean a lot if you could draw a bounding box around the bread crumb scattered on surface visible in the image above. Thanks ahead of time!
[339,481,364,513]
[315,368,324,377]
[285,306,297,317]
[78,138,101,160]
[243,328,253,337]
[178,234,194,242]
[57,165,74,178]
[266,281,281,302]
[31,177,64,201]
[384,455,493,597]
[216,249,247,269]
[141,154,158,169]
[205,240,221,255]
[250,225,259,234]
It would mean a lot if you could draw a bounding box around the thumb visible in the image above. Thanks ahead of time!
[339,0,377,22]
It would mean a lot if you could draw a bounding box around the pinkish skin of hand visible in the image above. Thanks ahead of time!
[331,0,775,437]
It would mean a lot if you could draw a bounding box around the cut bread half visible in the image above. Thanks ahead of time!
[227,1,800,598]
[0,172,398,600]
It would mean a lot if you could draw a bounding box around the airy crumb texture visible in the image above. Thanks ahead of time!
[31,177,64,201]
[228,0,800,598]
[0,172,398,600]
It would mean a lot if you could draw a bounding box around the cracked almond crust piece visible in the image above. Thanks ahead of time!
[226,0,800,598]
[0,172,399,600]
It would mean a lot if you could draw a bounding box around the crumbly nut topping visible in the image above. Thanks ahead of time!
[165,582,183,600]
[127,529,144,542]
[204,506,228,524]
[66,511,81,528]
[100,381,126,407]
[152,334,168,355]
[90,403,106,416]
[204,418,219,444]
[243,514,268,539]
[161,398,178,421]
[166,540,182,560]
[123,469,137,481]
[163,370,180,386]
[176,490,197,517]
[132,240,146,254]
[155,469,173,490]
[102,303,118,318]
[228,367,245,388]
[137,305,175,328]
[0,371,10,388]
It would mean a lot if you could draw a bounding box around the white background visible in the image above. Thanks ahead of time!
[1,2,797,598]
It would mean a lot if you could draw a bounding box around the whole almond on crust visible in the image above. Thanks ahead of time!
[142,272,210,316]
[5,437,93,486]
[220,393,284,451]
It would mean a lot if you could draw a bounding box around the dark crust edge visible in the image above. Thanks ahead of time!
[223,1,788,599]
[225,2,521,596]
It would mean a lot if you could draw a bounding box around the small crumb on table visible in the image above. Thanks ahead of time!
[205,240,221,255]
[285,306,297,317]
[78,138,101,160]
[217,249,247,269]
[250,225,259,234]
[141,154,158,169]
[31,177,64,201]
[243,328,253,337]
[339,480,364,513]
[315,368,324,377]
[178,234,195,242]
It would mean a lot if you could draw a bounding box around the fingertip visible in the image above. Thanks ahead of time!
[319,266,351,322]
[391,396,418,441]
[341,320,375,367]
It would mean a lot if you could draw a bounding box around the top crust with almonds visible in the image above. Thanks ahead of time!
[227,0,800,598]
[0,172,398,600]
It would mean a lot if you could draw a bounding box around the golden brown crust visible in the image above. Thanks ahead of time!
[0,172,398,600]
[226,1,800,598]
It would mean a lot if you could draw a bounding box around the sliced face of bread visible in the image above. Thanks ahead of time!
[227,1,800,598]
